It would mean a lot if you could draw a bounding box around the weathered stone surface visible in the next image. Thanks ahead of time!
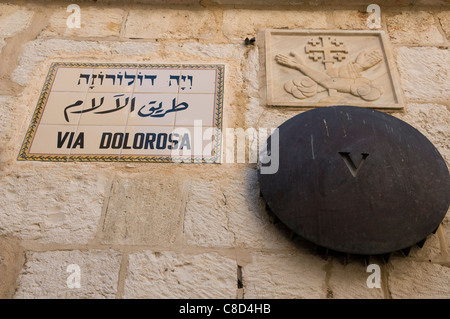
[407,233,444,261]
[226,168,303,249]
[0,236,24,298]
[99,0,200,3]
[0,166,108,244]
[442,222,450,258]
[442,213,450,252]
[183,168,301,249]
[123,251,236,298]
[392,103,450,163]
[395,47,450,103]
[212,0,292,5]
[1,0,449,300]
[12,39,158,86]
[387,259,450,298]
[164,42,244,60]
[213,0,442,5]
[222,10,327,40]
[437,11,450,40]
[327,261,384,299]
[14,250,121,299]
[332,10,369,30]
[124,9,216,40]
[183,179,235,247]
[41,7,124,38]
[256,108,303,129]
[242,46,260,95]
[242,46,262,126]
[386,11,444,44]
[0,4,34,39]
[242,252,327,298]
[0,4,33,53]
[100,174,187,246]
[0,96,15,148]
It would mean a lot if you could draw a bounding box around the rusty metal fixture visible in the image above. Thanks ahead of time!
[259,105,450,255]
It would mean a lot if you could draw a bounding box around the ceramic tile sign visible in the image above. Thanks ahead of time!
[18,62,225,163]
[265,30,404,109]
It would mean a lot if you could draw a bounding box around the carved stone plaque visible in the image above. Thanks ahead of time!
[18,62,224,163]
[265,30,404,109]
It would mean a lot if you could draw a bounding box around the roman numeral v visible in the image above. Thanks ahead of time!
[339,152,369,177]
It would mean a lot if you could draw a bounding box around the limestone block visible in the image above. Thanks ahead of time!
[442,213,450,252]
[0,166,108,244]
[256,108,303,129]
[0,95,20,163]
[222,10,327,40]
[0,236,24,298]
[41,7,124,38]
[214,0,436,6]
[242,46,260,97]
[332,10,369,30]
[164,42,245,61]
[327,261,384,299]
[183,179,236,247]
[244,97,264,128]
[386,11,444,44]
[395,47,450,103]
[224,168,303,249]
[416,0,450,5]
[12,39,158,86]
[242,251,327,298]
[212,0,291,5]
[0,96,15,145]
[183,168,301,249]
[308,0,415,5]
[387,259,450,298]
[405,233,445,262]
[100,174,187,246]
[392,103,450,164]
[265,29,404,109]
[14,250,121,299]
[123,251,236,298]
[0,4,34,38]
[123,9,216,40]
[103,0,199,3]
[437,11,450,40]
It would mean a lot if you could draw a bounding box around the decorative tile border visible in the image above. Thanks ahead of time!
[18,62,225,163]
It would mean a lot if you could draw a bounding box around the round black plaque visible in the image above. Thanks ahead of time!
[259,105,450,255]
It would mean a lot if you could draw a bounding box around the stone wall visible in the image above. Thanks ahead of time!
[0,0,449,299]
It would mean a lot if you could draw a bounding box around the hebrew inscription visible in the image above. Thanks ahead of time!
[265,30,404,109]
